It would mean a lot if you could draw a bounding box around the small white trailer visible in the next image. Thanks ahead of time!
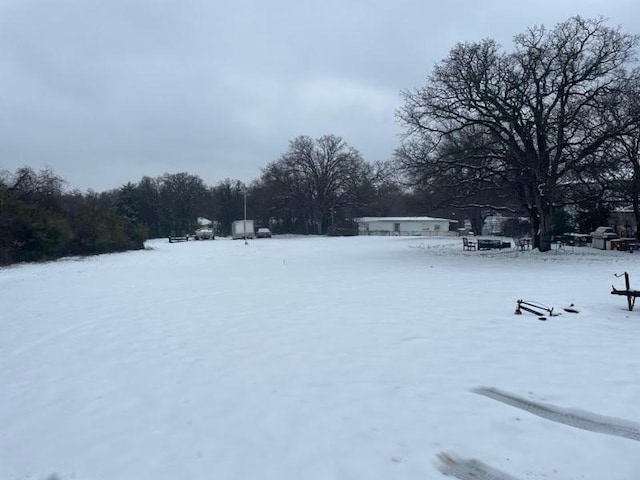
[232,220,255,239]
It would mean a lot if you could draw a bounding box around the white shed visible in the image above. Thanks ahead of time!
[356,216,456,236]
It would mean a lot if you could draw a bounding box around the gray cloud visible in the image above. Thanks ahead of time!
[0,0,638,191]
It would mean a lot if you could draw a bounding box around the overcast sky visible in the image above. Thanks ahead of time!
[1,0,639,192]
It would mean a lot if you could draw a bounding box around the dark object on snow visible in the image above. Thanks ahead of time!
[515,299,559,320]
[563,303,580,313]
[477,239,511,250]
[168,235,189,243]
[611,271,640,311]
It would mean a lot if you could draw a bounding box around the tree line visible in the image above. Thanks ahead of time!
[2,15,640,263]
[99,134,423,238]
[0,167,147,265]
[0,135,424,265]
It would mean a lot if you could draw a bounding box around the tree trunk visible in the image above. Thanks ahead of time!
[530,209,541,250]
[529,203,552,252]
[469,208,485,236]
[633,169,640,240]
[538,207,552,252]
[633,198,640,241]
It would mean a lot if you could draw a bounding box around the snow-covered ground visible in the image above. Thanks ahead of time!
[2,235,640,480]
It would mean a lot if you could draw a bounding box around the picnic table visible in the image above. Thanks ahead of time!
[477,238,511,250]
[610,238,640,252]
[168,235,189,243]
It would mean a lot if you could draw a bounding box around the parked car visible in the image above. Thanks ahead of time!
[256,227,272,238]
[193,228,214,240]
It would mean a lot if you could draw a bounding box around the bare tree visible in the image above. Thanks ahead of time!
[397,16,640,251]
[263,135,370,234]
[159,172,208,235]
[211,179,245,236]
[606,127,640,237]
[5,166,66,209]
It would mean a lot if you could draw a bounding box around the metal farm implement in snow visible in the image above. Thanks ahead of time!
[611,272,640,311]
[515,299,561,321]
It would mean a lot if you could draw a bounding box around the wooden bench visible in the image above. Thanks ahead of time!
[611,271,640,311]
[168,236,189,243]
[462,237,477,251]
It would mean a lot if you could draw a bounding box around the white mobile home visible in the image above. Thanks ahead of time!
[356,216,456,236]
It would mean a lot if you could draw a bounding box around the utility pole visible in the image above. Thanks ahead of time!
[243,183,248,245]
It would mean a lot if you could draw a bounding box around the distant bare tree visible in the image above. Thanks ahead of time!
[603,78,640,238]
[159,172,208,235]
[5,166,66,209]
[263,135,370,234]
[135,176,163,237]
[618,131,640,236]
[211,179,245,236]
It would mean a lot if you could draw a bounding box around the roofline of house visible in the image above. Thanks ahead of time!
[356,216,458,223]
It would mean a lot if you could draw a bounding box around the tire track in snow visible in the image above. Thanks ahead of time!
[436,452,521,480]
[473,386,640,442]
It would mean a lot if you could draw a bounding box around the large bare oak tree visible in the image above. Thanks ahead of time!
[397,16,640,251]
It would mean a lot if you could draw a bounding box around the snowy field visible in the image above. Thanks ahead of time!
[2,235,640,480]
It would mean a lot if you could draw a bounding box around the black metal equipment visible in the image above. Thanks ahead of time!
[611,272,640,311]
[515,299,559,320]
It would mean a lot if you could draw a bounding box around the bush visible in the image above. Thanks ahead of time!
[0,173,146,265]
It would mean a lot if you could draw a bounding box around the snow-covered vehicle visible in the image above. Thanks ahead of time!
[193,228,214,240]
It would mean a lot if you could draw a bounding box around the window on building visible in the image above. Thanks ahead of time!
[394,223,400,232]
